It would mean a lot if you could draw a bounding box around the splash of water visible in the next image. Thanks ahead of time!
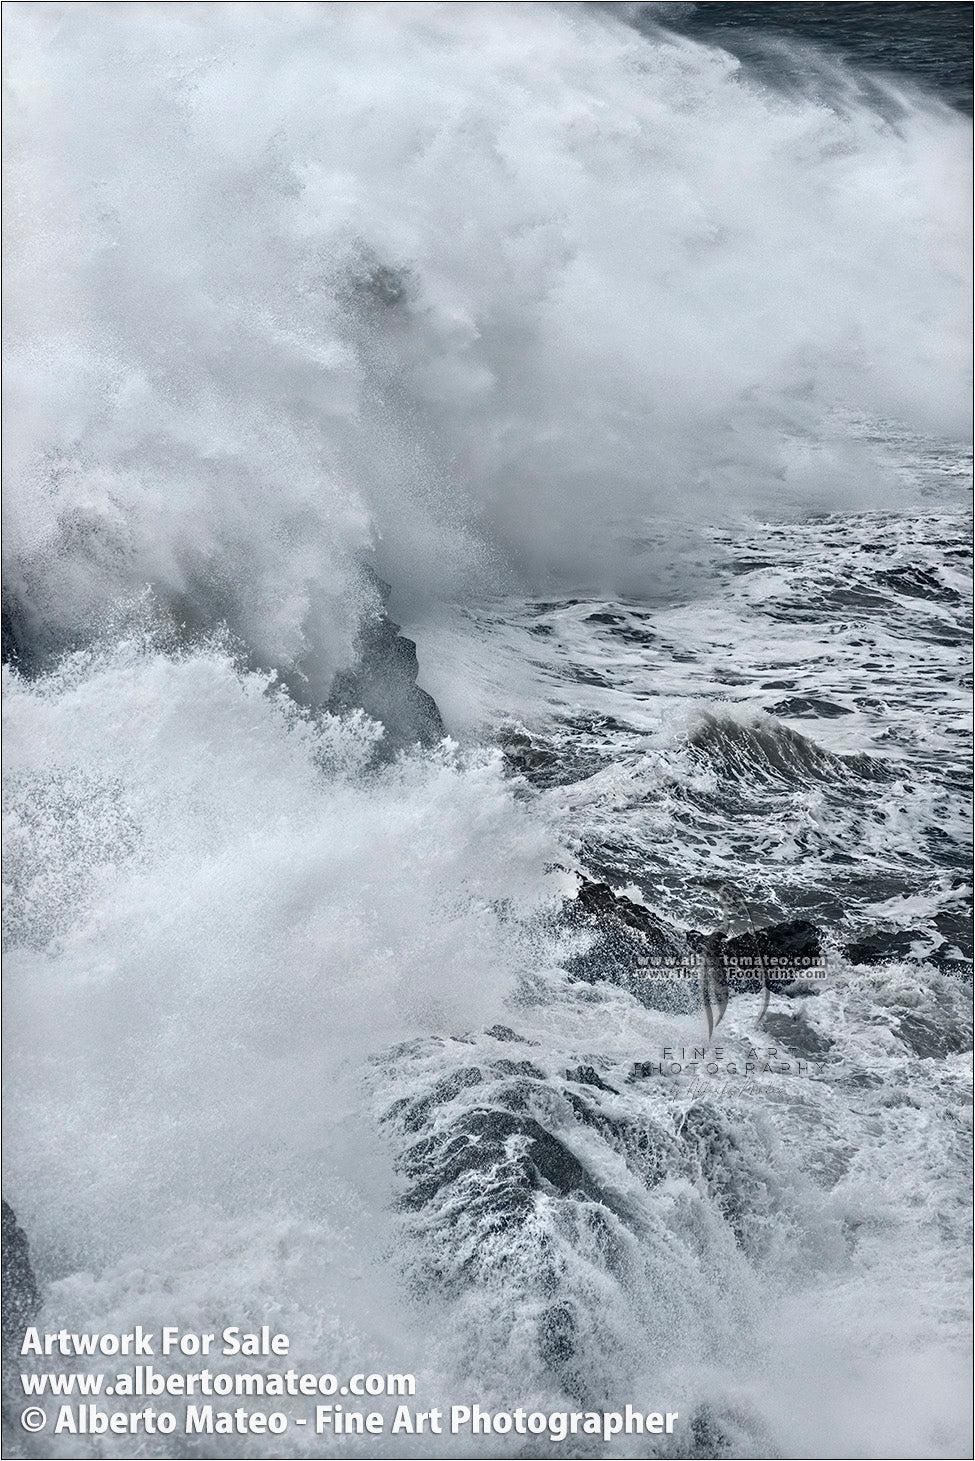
[2,8,971,1458]
[4,2,970,678]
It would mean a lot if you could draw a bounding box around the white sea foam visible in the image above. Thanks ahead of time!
[3,2,970,666]
[2,7,971,1458]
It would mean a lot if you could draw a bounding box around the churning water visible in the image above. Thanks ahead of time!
[2,4,971,1458]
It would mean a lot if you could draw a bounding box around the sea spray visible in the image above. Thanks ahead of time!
[2,7,971,1458]
[4,3,969,666]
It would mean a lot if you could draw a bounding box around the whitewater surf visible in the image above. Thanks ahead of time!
[2,4,971,1458]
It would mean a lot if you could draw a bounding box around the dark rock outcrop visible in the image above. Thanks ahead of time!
[843,928,971,973]
[328,570,445,753]
[2,566,446,755]
[722,917,821,973]
[565,1064,618,1094]
[384,1065,484,1134]
[380,1035,653,1401]
[484,1024,538,1045]
[676,1101,787,1258]
[563,879,691,1010]
[2,1200,38,1359]
[379,1028,799,1415]
[397,1106,608,1218]
[1,593,35,675]
[565,877,824,1020]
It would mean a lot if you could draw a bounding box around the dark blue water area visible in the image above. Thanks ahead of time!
[645,3,973,111]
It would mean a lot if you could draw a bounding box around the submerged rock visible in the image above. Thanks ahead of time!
[378,1026,824,1417]
[675,1102,786,1257]
[760,1009,833,1058]
[380,1045,641,1402]
[895,1008,973,1059]
[689,1405,736,1458]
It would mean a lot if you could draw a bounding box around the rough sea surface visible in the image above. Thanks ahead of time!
[3,4,972,1458]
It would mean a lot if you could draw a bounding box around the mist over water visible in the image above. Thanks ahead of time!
[4,3,970,651]
[2,5,972,1459]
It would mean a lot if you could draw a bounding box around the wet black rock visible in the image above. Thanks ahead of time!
[565,1065,619,1094]
[564,1090,683,1191]
[484,1024,538,1045]
[843,928,970,972]
[381,1049,635,1406]
[566,878,824,1020]
[676,1102,782,1255]
[3,567,446,756]
[383,1066,484,1133]
[328,570,445,753]
[760,1009,833,1058]
[1,593,36,674]
[380,1032,811,1411]
[564,879,693,1012]
[573,880,677,945]
[718,918,822,994]
[397,1107,607,1218]
[494,1058,546,1079]
[724,916,820,963]
[2,1200,39,1358]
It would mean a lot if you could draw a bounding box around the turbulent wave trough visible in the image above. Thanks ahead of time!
[2,4,972,1458]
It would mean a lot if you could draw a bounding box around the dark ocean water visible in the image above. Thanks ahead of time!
[653,2,973,108]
